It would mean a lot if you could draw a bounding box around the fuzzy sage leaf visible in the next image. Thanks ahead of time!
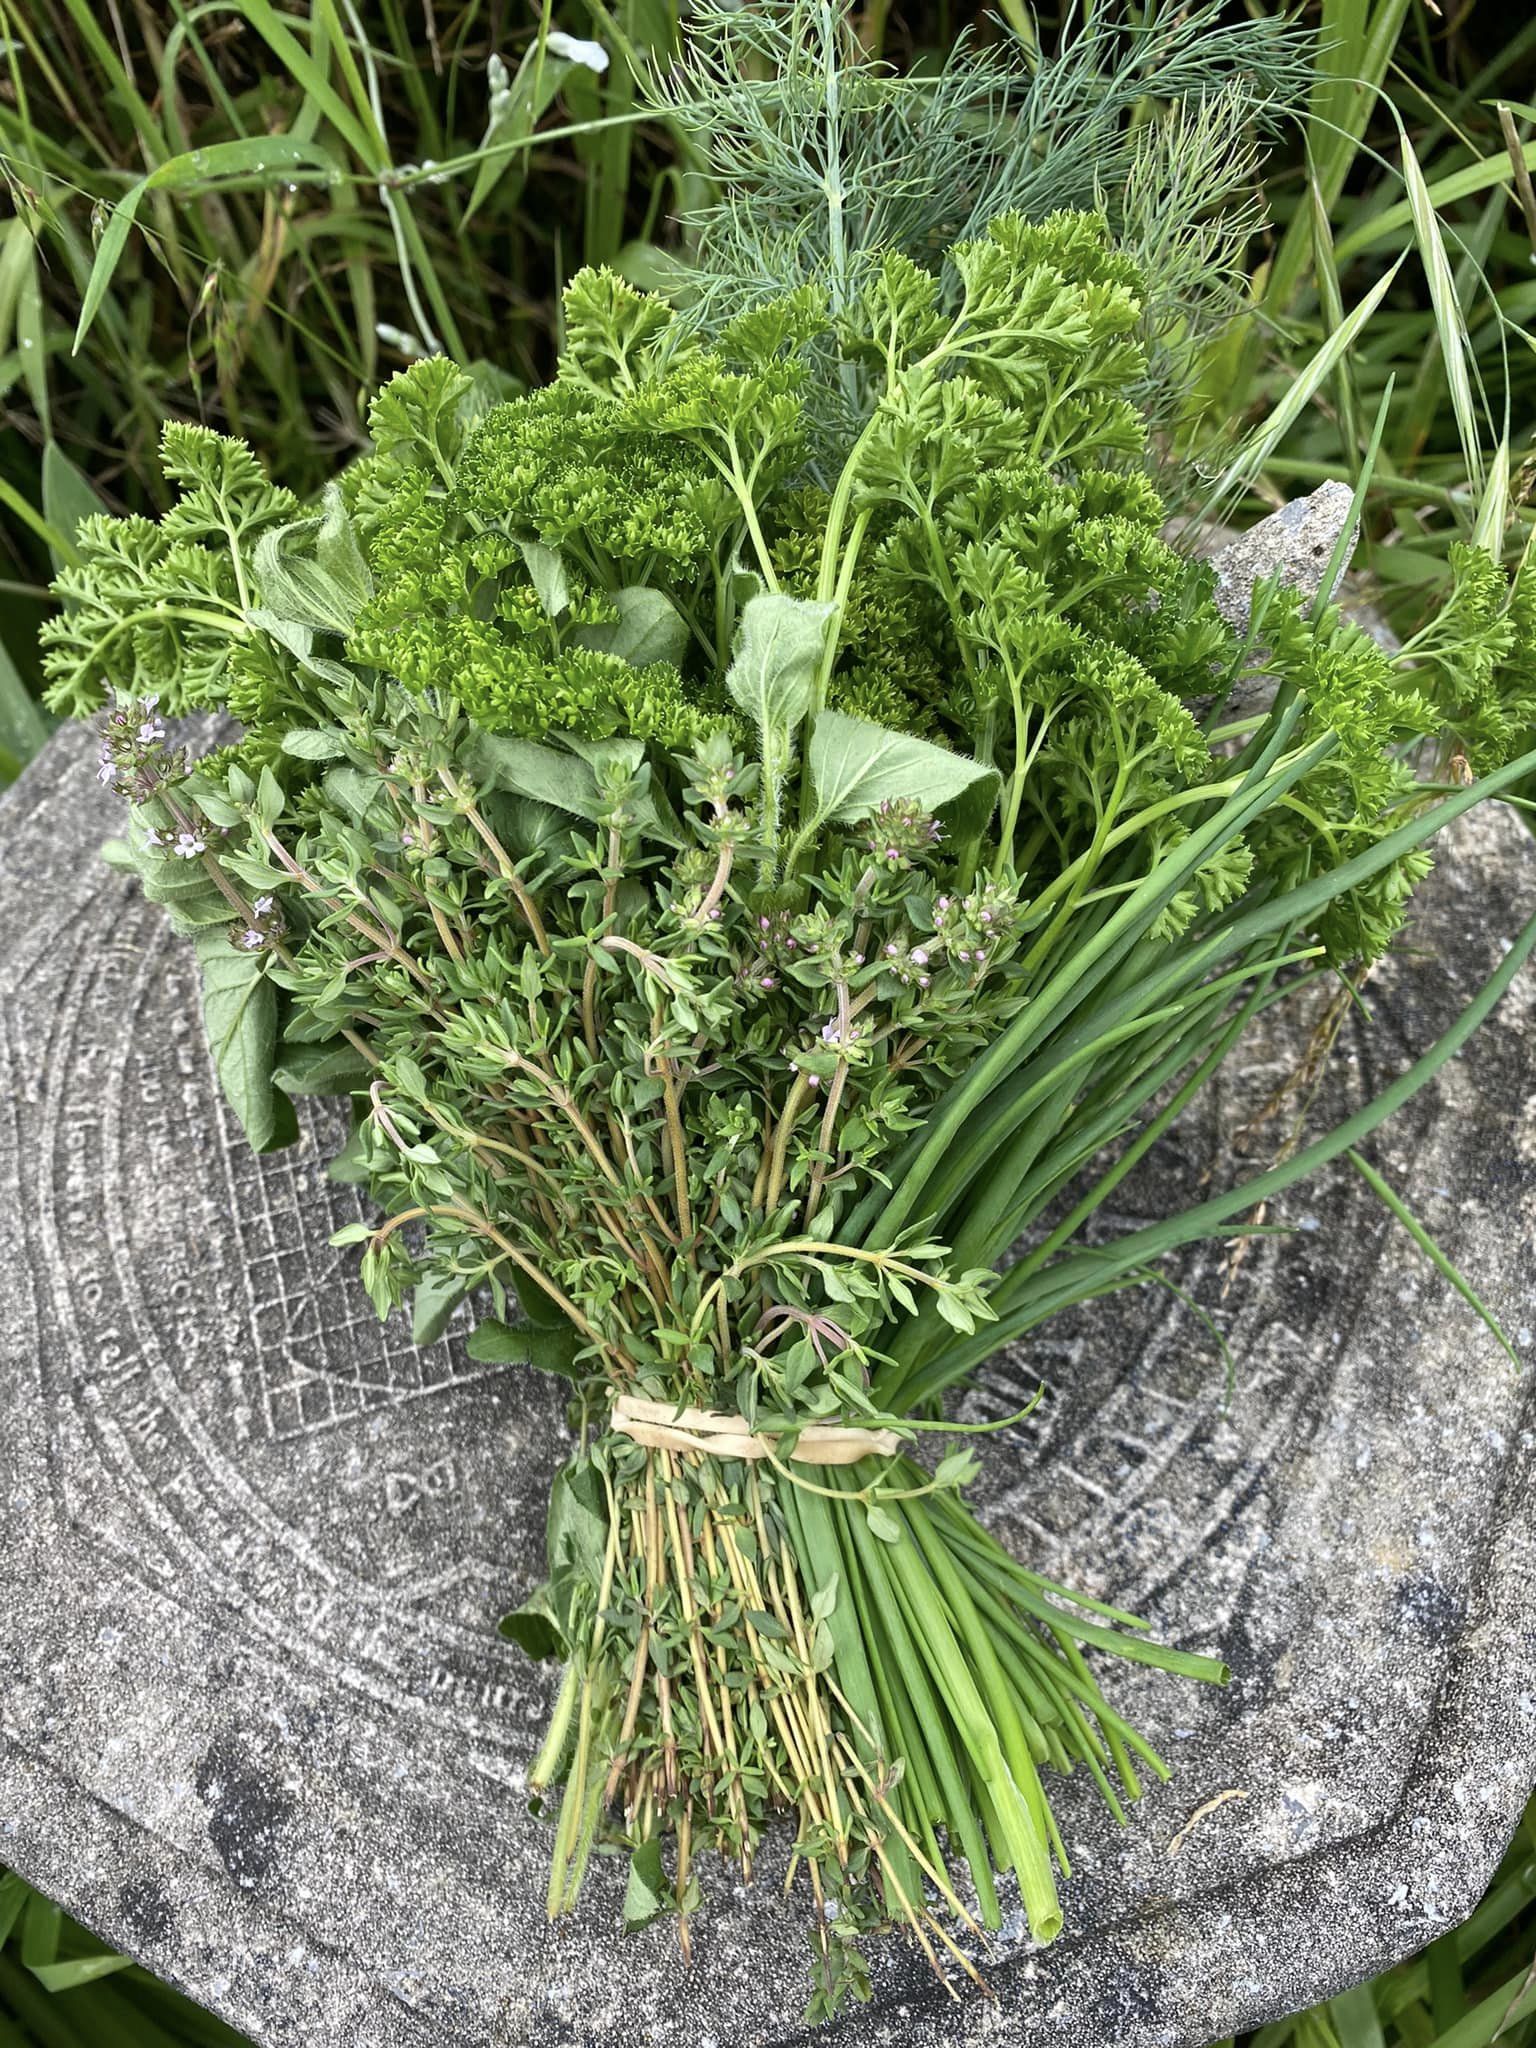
[725,592,836,855]
[253,481,373,635]
[807,710,999,837]
[192,927,289,1153]
[571,585,691,669]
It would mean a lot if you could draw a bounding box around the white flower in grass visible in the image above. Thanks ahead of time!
[375,322,429,359]
[547,28,608,71]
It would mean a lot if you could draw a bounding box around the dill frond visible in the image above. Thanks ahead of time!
[645,0,1308,444]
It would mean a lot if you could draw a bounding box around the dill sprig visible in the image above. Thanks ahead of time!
[644,0,1310,440]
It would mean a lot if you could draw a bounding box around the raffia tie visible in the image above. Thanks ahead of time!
[609,1393,899,1467]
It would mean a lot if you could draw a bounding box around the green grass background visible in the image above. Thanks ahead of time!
[1,0,1534,2038]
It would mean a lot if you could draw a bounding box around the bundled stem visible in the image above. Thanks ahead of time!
[535,1430,1224,2013]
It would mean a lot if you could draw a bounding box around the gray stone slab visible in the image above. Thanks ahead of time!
[1,716,1534,2048]
[1204,480,1359,631]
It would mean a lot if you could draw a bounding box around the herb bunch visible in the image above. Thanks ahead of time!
[52,206,1536,2020]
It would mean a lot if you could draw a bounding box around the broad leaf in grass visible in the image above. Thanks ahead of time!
[808,710,998,840]
[192,927,290,1153]
[0,623,47,777]
[571,585,690,669]
[41,439,107,572]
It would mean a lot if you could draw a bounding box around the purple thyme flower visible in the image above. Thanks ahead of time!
[96,693,183,803]
[864,797,944,872]
[228,890,286,957]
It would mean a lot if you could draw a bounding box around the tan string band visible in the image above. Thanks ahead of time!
[609,1393,898,1467]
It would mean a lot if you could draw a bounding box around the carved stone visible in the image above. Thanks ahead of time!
[1,711,1533,2044]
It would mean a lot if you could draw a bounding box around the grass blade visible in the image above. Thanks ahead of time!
[1334,130,1536,264]
[1201,261,1403,520]
[1346,1148,1521,1368]
[1397,119,1485,494]
[73,138,344,354]
[1328,1980,1386,2048]
[1471,440,1512,560]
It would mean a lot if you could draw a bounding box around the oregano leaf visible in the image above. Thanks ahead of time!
[466,1318,582,1378]
[622,1839,671,1933]
[411,1272,467,1346]
[272,1039,374,1096]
